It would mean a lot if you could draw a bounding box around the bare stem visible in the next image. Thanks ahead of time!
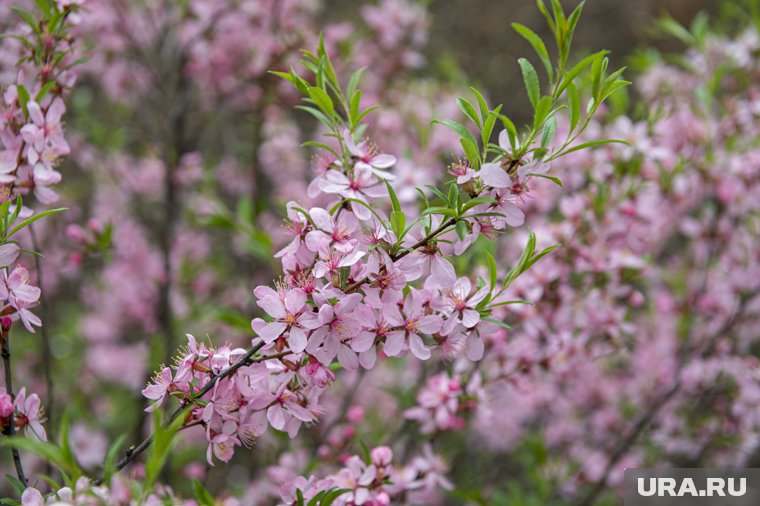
[1,324,27,486]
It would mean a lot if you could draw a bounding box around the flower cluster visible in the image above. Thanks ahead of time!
[404,370,484,434]
[279,445,452,506]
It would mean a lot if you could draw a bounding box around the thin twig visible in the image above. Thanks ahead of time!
[1,324,27,486]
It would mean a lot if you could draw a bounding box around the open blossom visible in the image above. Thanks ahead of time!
[1,266,42,332]
[141,367,176,412]
[432,277,488,328]
[404,372,483,434]
[317,166,387,220]
[383,289,442,360]
[343,129,396,179]
[14,387,46,441]
[306,293,365,367]
[305,207,360,253]
[251,286,314,353]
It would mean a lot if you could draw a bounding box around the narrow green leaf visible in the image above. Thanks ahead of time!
[540,116,558,149]
[518,58,541,108]
[470,87,489,122]
[385,181,401,213]
[512,23,553,81]
[8,207,66,237]
[11,7,40,35]
[483,317,511,330]
[390,210,406,239]
[567,81,580,132]
[559,139,627,156]
[485,251,497,292]
[460,138,480,168]
[456,97,481,128]
[192,480,215,506]
[307,87,335,117]
[557,50,609,96]
[5,475,25,497]
[320,488,352,506]
[432,119,479,155]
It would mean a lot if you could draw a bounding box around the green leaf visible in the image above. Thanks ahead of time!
[192,480,215,506]
[540,116,557,149]
[558,139,627,157]
[353,105,379,125]
[422,207,458,219]
[461,196,497,213]
[483,317,511,330]
[482,111,498,146]
[390,210,406,240]
[432,119,479,155]
[531,173,563,187]
[11,7,40,35]
[656,16,696,46]
[485,251,497,292]
[557,50,609,96]
[512,23,553,82]
[456,97,481,128]
[320,489,352,506]
[470,87,490,122]
[518,58,541,108]
[16,85,30,118]
[296,105,335,131]
[460,137,480,168]
[35,81,56,103]
[524,244,561,270]
[567,81,580,132]
[307,87,335,117]
[384,181,401,213]
[490,299,534,307]
[533,96,552,131]
[297,488,305,506]
[269,70,296,84]
[424,184,449,203]
[347,67,367,101]
[8,207,67,238]
[2,437,78,477]
[502,232,536,288]
[102,434,127,484]
[5,475,25,497]
[455,220,467,240]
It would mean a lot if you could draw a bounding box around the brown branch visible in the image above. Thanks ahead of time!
[1,324,27,486]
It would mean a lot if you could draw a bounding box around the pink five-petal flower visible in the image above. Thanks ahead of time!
[317,166,386,220]
[487,188,525,228]
[305,207,359,253]
[14,388,46,441]
[252,286,311,352]
[383,290,442,360]
[305,293,364,367]
[142,367,175,412]
[343,129,396,179]
[432,277,488,329]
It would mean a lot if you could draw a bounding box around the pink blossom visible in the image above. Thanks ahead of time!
[383,290,442,359]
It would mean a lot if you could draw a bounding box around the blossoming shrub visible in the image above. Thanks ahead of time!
[3,0,758,504]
